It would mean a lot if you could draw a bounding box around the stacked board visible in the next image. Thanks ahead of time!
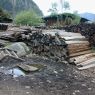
[43,29,95,70]
[62,32,95,70]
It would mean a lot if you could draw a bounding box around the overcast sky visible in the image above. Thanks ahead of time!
[33,0,95,16]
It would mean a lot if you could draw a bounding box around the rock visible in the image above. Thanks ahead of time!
[5,42,30,57]
[17,64,38,72]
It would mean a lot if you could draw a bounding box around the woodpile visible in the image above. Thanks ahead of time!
[59,23,95,46]
[0,27,95,70]
[42,29,95,70]
[0,28,68,62]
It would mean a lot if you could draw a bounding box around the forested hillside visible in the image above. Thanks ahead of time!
[0,0,43,16]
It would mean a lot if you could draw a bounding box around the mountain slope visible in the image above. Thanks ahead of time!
[80,13,95,22]
[0,0,43,16]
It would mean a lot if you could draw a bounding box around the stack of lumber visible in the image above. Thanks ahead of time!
[65,38,90,57]
[59,23,95,46]
[43,29,95,70]
[63,33,95,70]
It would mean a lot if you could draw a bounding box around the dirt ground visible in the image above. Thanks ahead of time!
[0,55,95,95]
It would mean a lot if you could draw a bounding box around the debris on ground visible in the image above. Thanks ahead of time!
[17,64,39,72]
[0,48,24,62]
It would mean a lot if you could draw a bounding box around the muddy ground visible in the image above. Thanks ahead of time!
[0,55,95,95]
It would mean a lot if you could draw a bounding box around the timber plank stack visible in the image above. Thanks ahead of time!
[63,33,95,70]
[60,23,95,46]
[43,29,95,70]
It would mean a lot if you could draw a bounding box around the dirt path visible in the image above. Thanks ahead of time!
[0,56,95,95]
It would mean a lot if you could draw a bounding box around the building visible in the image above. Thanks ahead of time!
[43,13,89,27]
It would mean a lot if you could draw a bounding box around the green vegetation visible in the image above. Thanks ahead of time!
[60,13,81,25]
[0,7,10,18]
[0,0,43,16]
[64,16,73,25]
[61,13,81,25]
[14,10,43,26]
[72,15,81,25]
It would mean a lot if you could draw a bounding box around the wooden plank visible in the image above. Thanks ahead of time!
[62,36,86,41]
[59,32,82,37]
[42,30,82,37]
[11,51,19,58]
[77,57,95,66]
[68,46,90,51]
[68,47,90,54]
[5,49,12,56]
[70,53,95,64]
[78,61,95,70]
[65,41,89,44]
[67,43,89,48]
[8,55,24,61]
[69,50,92,57]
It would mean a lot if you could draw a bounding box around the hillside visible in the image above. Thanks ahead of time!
[0,0,43,16]
[80,12,95,22]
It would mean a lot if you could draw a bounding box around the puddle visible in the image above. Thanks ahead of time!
[5,67,26,77]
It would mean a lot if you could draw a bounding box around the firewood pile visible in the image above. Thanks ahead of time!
[59,23,95,46]
[0,28,68,61]
[0,27,95,70]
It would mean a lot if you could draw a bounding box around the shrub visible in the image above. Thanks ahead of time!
[14,10,43,26]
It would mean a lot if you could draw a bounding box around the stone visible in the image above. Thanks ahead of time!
[5,42,30,57]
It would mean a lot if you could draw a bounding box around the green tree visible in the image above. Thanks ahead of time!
[14,10,43,26]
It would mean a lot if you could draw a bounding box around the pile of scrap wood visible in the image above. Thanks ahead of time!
[0,27,95,70]
[0,48,24,62]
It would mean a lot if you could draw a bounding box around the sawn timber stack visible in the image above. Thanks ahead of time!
[43,29,95,70]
